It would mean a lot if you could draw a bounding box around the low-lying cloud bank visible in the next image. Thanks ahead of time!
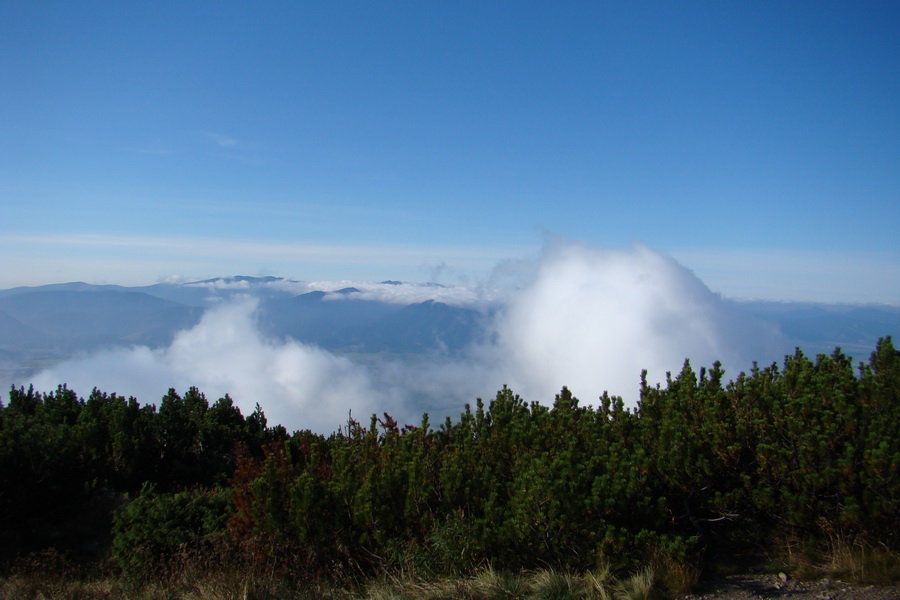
[28,242,785,432]
[30,298,383,432]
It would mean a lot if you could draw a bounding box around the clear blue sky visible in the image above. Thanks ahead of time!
[2,1,898,302]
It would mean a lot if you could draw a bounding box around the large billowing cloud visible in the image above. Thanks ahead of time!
[486,241,784,404]
[27,241,785,432]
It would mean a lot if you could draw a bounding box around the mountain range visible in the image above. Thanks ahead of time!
[0,277,488,384]
[1,276,898,388]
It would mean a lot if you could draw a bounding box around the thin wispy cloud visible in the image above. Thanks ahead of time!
[0,233,527,262]
[0,233,533,289]
[194,131,239,147]
[188,198,425,224]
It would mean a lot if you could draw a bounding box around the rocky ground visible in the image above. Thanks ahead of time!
[682,572,900,600]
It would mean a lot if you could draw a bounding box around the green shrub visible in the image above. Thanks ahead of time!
[111,485,232,580]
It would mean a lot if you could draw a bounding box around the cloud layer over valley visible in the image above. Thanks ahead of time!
[25,242,792,432]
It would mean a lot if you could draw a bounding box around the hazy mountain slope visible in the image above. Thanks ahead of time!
[258,290,407,351]
[0,309,54,348]
[0,290,203,353]
[738,300,900,358]
[363,300,486,354]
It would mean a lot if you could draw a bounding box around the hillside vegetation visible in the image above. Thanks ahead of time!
[1,338,898,598]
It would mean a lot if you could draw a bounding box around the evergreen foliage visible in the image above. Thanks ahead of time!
[0,338,898,585]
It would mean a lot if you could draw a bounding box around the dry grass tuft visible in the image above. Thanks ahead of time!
[613,567,657,600]
[472,565,530,599]
[653,557,699,597]
[582,562,615,600]
[0,556,698,600]
[526,568,587,600]
[778,527,900,585]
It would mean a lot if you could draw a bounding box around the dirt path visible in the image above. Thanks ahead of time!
[681,573,900,600]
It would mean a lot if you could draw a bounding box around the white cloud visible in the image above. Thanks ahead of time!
[485,241,785,404]
[29,298,383,433]
[305,281,507,308]
[183,279,254,290]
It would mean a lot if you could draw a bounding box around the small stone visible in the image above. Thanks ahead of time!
[778,571,789,583]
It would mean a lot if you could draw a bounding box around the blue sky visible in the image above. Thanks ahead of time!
[2,1,899,302]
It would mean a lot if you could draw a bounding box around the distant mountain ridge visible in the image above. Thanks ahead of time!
[737,300,900,357]
[0,289,205,380]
